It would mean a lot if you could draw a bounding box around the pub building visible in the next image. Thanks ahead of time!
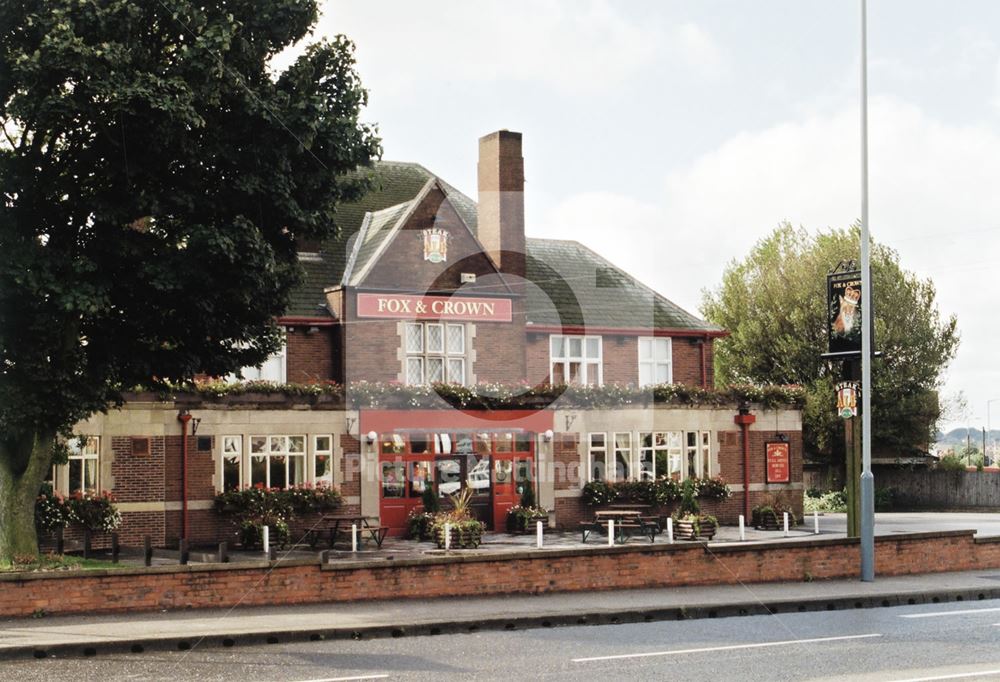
[64,131,803,546]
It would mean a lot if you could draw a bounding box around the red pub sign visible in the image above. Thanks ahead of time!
[765,441,791,484]
[356,293,513,322]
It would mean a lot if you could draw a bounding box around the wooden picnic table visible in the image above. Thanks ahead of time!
[306,514,388,550]
[583,510,658,544]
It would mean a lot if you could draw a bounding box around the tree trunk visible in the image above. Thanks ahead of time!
[0,433,54,563]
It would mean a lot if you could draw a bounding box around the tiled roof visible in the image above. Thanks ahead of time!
[285,161,720,333]
[524,239,722,332]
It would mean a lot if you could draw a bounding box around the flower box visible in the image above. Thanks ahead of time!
[433,523,483,549]
[673,515,717,541]
[506,511,549,534]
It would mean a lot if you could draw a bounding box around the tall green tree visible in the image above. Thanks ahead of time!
[701,223,959,465]
[0,1,380,561]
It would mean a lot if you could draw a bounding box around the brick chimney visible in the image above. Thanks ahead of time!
[477,130,525,279]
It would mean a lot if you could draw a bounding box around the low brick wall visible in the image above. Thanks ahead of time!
[2,531,998,619]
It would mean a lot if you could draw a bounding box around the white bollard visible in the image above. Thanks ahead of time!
[444,522,451,550]
[783,512,789,537]
[813,510,820,535]
[739,514,746,541]
[262,525,270,556]
[536,520,543,549]
[666,517,674,544]
[608,519,615,546]
[351,523,358,552]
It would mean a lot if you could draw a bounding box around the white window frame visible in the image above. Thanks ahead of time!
[236,342,287,383]
[550,335,603,386]
[220,435,243,492]
[313,434,334,487]
[65,436,100,495]
[587,432,608,483]
[613,432,633,482]
[638,337,672,387]
[249,434,306,488]
[404,322,468,386]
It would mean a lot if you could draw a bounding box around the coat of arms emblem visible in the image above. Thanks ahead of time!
[423,228,448,263]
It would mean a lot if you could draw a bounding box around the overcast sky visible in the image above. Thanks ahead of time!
[279,1,1000,432]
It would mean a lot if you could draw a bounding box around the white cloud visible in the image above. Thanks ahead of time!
[543,96,1000,428]
[673,22,727,76]
[271,1,728,95]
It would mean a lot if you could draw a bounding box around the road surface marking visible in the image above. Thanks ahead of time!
[291,676,389,682]
[889,669,1000,682]
[900,607,1000,619]
[570,633,882,662]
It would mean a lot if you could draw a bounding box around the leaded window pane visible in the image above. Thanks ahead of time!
[406,357,423,385]
[288,435,305,453]
[427,357,444,383]
[426,323,444,353]
[447,324,464,354]
[447,358,465,384]
[569,337,582,357]
[405,323,423,353]
[250,436,267,454]
[585,337,600,358]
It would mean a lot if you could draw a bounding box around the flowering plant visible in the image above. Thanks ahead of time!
[36,486,122,533]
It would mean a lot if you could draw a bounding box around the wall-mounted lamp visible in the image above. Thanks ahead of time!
[776,433,789,443]
[543,429,554,443]
[737,399,751,416]
[365,431,377,445]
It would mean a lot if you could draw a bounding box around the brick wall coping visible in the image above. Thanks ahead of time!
[4,530,988,583]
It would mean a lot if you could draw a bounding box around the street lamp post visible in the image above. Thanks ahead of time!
[859,0,876,583]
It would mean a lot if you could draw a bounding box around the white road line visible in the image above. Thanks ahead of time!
[889,669,1000,682]
[291,676,389,682]
[900,607,1000,619]
[570,633,882,663]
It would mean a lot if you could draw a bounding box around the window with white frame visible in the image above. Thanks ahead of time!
[550,335,602,386]
[233,343,286,383]
[638,337,672,386]
[613,432,632,481]
[404,322,467,385]
[249,435,306,488]
[587,433,608,482]
[221,436,242,492]
[684,431,714,479]
[313,435,334,486]
[638,431,683,480]
[67,436,100,495]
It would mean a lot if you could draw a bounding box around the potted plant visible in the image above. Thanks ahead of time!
[506,480,547,534]
[431,488,484,549]
[406,481,439,541]
[671,479,717,540]
[752,493,797,530]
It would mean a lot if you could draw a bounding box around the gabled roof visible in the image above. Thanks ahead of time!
[286,161,722,335]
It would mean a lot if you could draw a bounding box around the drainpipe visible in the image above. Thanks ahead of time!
[734,402,756,520]
[178,410,192,541]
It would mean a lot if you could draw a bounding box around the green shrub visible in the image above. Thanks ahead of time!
[937,454,967,471]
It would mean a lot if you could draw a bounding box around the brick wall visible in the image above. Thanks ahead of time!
[286,327,334,383]
[5,531,997,618]
[110,436,164,503]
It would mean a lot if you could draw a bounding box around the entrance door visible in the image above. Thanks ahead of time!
[492,432,534,532]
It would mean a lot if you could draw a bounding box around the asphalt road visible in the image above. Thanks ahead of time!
[5,598,1000,681]
[818,511,1000,537]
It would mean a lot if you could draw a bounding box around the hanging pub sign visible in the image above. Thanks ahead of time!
[765,441,791,484]
[827,269,863,356]
[836,381,858,419]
